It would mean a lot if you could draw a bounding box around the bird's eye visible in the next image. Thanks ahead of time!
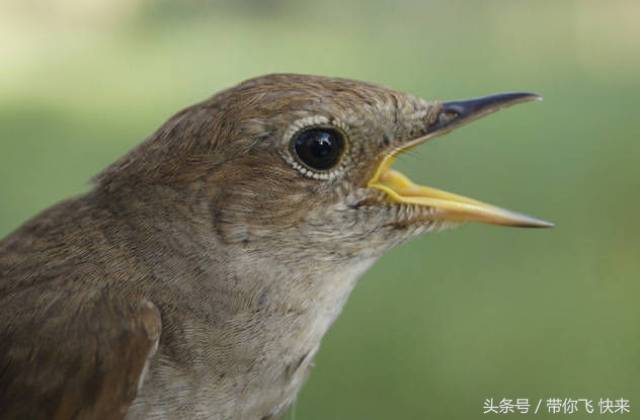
[292,128,345,171]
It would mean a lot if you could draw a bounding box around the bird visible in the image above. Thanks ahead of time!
[0,74,551,420]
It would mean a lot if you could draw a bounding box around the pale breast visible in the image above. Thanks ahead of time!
[126,257,377,419]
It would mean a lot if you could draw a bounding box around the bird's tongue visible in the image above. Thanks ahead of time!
[367,154,552,228]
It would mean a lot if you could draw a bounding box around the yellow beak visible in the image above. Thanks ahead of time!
[368,92,553,228]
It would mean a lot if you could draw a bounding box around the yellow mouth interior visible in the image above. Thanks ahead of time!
[367,153,552,228]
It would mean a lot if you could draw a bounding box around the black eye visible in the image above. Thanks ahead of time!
[292,128,345,171]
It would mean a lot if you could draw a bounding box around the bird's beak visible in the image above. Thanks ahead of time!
[367,92,553,228]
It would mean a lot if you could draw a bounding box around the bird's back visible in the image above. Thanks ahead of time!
[0,194,163,420]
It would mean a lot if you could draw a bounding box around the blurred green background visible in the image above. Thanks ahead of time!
[1,0,639,418]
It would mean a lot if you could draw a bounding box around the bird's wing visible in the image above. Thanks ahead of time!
[0,291,161,420]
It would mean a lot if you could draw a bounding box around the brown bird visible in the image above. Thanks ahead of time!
[0,74,551,420]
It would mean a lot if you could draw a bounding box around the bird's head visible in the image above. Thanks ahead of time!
[98,74,551,265]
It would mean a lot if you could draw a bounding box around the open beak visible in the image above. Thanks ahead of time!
[367,92,553,228]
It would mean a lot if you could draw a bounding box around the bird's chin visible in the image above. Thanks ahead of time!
[381,206,462,237]
[349,188,461,240]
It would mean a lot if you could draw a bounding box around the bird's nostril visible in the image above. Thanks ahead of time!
[436,110,459,126]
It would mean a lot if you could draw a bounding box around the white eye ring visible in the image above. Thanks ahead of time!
[281,116,350,181]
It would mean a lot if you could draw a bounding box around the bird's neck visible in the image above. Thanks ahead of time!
[94,187,379,416]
